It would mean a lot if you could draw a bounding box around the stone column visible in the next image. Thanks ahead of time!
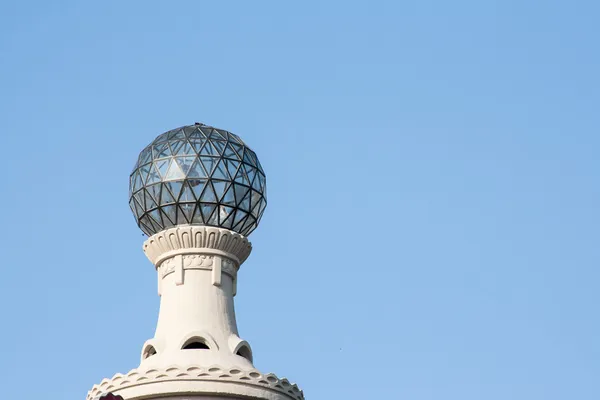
[140,226,254,370]
[87,226,304,400]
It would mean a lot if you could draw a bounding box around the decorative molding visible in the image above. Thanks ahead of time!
[184,254,214,269]
[222,258,236,275]
[212,256,222,286]
[144,226,252,267]
[159,255,237,279]
[87,365,303,400]
[160,257,176,278]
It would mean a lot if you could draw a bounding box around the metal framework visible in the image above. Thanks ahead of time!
[129,123,267,237]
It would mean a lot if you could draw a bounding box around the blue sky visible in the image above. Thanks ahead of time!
[1,1,599,399]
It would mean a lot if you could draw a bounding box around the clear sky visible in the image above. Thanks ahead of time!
[1,1,599,399]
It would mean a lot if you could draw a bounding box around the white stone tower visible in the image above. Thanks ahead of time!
[87,123,303,400]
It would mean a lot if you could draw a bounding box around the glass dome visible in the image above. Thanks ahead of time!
[129,123,267,237]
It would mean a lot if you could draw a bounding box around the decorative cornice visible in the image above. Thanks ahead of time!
[160,255,237,279]
[143,226,252,267]
[87,365,303,400]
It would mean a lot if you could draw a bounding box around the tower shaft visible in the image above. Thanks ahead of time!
[87,226,303,400]
[142,226,253,370]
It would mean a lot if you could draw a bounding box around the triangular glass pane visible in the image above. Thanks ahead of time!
[169,128,186,140]
[190,178,207,200]
[212,140,226,155]
[208,130,221,140]
[258,173,266,191]
[249,150,259,166]
[251,169,261,191]
[155,159,170,178]
[222,185,235,206]
[233,214,248,231]
[129,197,136,213]
[233,183,249,203]
[180,182,195,202]
[188,159,207,178]
[165,181,183,201]
[162,204,178,225]
[164,159,185,181]
[230,142,244,158]
[223,143,239,160]
[245,164,257,188]
[183,125,198,137]
[233,210,247,228]
[153,132,170,144]
[201,183,217,203]
[256,157,265,174]
[218,205,232,223]
[213,181,228,199]
[220,206,235,228]
[188,129,204,140]
[132,197,143,219]
[176,156,196,175]
[213,129,228,140]
[234,166,249,185]
[200,127,213,138]
[190,138,206,153]
[146,164,161,185]
[220,130,231,141]
[177,142,195,156]
[192,204,203,224]
[165,129,178,140]
[239,191,251,212]
[157,143,172,158]
[149,216,163,233]
[152,143,165,158]
[251,190,262,214]
[243,150,255,167]
[229,133,244,145]
[245,222,257,236]
[139,214,150,227]
[133,172,144,192]
[212,159,229,180]
[158,209,171,226]
[179,203,195,223]
[200,142,217,156]
[139,216,153,236]
[139,164,151,185]
[139,147,153,165]
[201,204,217,224]
[160,183,176,204]
[259,198,267,214]
[144,189,158,209]
[200,156,216,175]
[134,191,145,211]
[147,183,162,204]
[241,216,256,235]
[149,208,163,227]
[169,140,184,155]
[226,159,240,178]
[251,197,261,219]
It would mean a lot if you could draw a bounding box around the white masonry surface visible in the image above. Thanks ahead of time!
[87,226,303,400]
[88,122,303,399]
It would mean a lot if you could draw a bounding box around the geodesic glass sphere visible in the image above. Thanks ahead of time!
[129,123,267,237]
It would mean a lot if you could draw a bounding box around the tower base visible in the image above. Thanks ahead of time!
[87,364,303,400]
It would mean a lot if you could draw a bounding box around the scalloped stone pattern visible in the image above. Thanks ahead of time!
[87,365,304,400]
[144,225,252,266]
